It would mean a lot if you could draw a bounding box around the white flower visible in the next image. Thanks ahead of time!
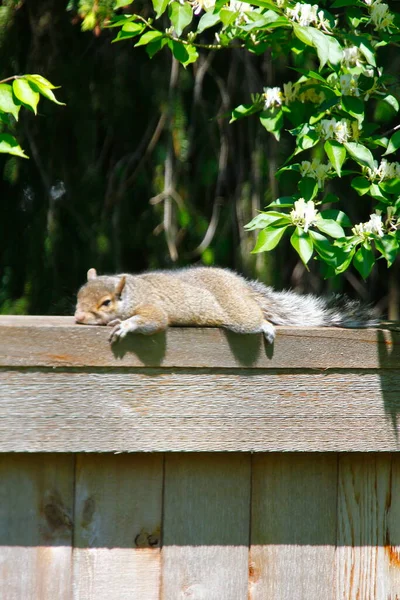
[192,0,216,14]
[300,159,332,189]
[370,1,394,31]
[286,2,318,26]
[352,213,385,237]
[290,198,319,233]
[263,87,283,110]
[319,118,337,140]
[334,119,351,143]
[283,81,298,105]
[318,118,352,143]
[366,159,400,182]
[340,74,360,97]
[229,0,250,12]
[342,46,363,67]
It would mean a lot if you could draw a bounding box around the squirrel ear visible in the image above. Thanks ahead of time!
[87,268,97,281]
[115,275,126,298]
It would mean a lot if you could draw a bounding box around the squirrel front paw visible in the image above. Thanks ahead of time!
[108,317,139,344]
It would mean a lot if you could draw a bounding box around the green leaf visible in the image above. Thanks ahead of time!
[351,176,371,196]
[316,218,345,238]
[384,130,400,156]
[380,178,400,195]
[290,226,314,266]
[383,95,399,113]
[259,109,283,141]
[293,25,342,68]
[24,74,58,89]
[353,243,375,279]
[298,177,318,201]
[113,22,145,41]
[0,84,20,120]
[146,36,168,58]
[197,12,220,33]
[343,142,375,170]
[322,193,340,204]
[152,0,170,18]
[374,235,399,266]
[331,0,355,6]
[267,196,297,208]
[114,0,134,7]
[334,247,355,274]
[181,44,199,67]
[320,209,352,227]
[341,96,364,124]
[0,133,28,158]
[25,76,65,106]
[324,140,346,177]
[251,225,289,253]
[245,211,291,230]
[219,8,239,26]
[230,103,261,123]
[135,31,165,46]
[169,2,193,37]
[309,230,338,265]
[12,78,40,114]
[168,39,189,63]
[290,68,327,84]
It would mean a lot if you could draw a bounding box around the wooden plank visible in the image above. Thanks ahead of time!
[0,453,74,600]
[249,454,337,600]
[2,416,400,452]
[161,454,251,600]
[0,316,399,369]
[2,369,400,452]
[2,370,399,419]
[73,453,163,600]
[337,454,400,600]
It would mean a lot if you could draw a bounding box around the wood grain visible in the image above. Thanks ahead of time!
[0,316,399,369]
[73,453,163,600]
[337,454,400,600]
[1,370,400,452]
[0,454,74,600]
[249,453,337,600]
[161,453,251,600]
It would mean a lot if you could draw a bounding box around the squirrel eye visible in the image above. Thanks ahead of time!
[101,299,111,307]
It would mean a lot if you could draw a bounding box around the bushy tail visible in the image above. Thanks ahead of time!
[247,280,379,328]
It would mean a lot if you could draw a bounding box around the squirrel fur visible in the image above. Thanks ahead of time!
[74,266,378,344]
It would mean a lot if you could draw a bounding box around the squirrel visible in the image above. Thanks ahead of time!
[74,266,378,344]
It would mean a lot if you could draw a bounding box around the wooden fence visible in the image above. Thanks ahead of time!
[1,316,400,599]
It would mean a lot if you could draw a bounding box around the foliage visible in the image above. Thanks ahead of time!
[0,74,64,159]
[74,0,400,278]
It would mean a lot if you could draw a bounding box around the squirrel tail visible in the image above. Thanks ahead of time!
[247,280,379,328]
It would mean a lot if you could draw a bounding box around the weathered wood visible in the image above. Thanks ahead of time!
[161,454,251,599]
[337,454,400,600]
[0,315,399,369]
[0,454,74,600]
[249,454,337,600]
[73,453,163,600]
[1,370,400,451]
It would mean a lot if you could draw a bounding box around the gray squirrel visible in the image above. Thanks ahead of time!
[74,266,378,344]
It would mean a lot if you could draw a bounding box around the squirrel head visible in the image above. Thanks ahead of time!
[74,268,127,325]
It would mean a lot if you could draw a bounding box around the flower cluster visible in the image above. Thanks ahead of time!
[317,118,354,143]
[300,158,334,189]
[352,213,385,238]
[286,3,331,31]
[192,0,216,14]
[366,0,394,32]
[290,198,319,233]
[263,80,326,109]
[366,159,400,182]
[342,46,364,68]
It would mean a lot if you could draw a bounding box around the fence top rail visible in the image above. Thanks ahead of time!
[0,315,399,370]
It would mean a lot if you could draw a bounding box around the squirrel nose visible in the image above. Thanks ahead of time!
[75,311,86,323]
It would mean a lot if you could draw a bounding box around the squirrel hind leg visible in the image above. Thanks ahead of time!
[262,320,276,344]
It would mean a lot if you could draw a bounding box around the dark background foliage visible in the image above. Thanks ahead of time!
[0,0,398,317]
